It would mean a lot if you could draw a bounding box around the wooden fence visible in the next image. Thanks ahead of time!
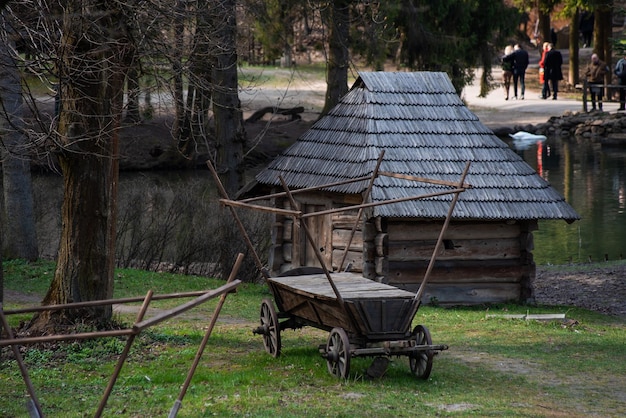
[577,80,626,112]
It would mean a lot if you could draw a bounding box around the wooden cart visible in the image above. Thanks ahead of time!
[208,154,470,379]
[254,272,447,379]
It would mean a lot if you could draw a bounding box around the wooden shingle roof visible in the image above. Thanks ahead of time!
[254,71,580,222]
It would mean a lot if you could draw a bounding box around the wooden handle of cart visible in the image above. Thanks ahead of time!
[413,161,472,303]
[206,160,271,279]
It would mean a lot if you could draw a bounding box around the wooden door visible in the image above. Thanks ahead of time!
[300,204,332,269]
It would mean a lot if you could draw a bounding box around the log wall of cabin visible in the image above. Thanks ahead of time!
[365,218,537,304]
[268,192,363,275]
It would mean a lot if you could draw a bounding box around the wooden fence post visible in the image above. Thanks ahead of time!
[582,79,588,112]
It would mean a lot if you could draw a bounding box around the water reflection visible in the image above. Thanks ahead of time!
[29,136,626,267]
[506,135,626,265]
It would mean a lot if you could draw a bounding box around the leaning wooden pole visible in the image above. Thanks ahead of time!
[0,304,43,417]
[413,162,472,304]
[338,151,385,272]
[168,253,245,418]
[207,160,270,279]
[95,291,154,418]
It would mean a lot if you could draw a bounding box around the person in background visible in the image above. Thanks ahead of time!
[544,43,563,100]
[512,44,529,100]
[615,54,626,111]
[501,45,514,100]
[585,53,609,111]
[539,42,550,99]
[580,11,594,48]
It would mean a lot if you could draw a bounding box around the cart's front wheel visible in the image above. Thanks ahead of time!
[410,325,433,379]
[325,327,351,379]
[259,299,281,357]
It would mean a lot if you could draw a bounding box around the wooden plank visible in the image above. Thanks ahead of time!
[386,260,526,284]
[378,171,472,188]
[387,238,521,261]
[486,313,566,320]
[332,229,363,250]
[332,249,362,270]
[303,204,328,267]
[419,283,521,304]
[387,222,521,240]
[268,273,415,300]
[331,213,360,229]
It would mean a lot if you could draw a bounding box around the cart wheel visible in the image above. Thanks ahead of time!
[325,327,351,379]
[259,299,281,357]
[410,325,433,379]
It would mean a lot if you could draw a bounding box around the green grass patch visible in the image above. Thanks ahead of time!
[1,260,625,417]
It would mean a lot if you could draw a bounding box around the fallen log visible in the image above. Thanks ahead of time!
[246,106,304,123]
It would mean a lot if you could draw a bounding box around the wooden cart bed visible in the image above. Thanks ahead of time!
[268,272,420,341]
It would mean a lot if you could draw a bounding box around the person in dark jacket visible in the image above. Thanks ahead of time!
[585,53,609,111]
[512,44,529,100]
[615,54,626,111]
[544,43,563,100]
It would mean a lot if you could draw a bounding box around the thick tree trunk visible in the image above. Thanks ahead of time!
[28,1,129,332]
[569,9,580,86]
[0,19,38,261]
[595,5,613,85]
[321,0,350,116]
[213,0,245,195]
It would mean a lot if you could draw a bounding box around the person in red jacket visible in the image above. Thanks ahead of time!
[539,42,550,99]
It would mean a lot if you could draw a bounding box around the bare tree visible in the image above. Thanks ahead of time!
[212,0,245,194]
[28,1,133,332]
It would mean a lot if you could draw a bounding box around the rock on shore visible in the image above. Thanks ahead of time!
[492,111,626,146]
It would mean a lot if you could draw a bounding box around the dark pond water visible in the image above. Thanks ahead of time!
[29,137,626,267]
[506,135,626,265]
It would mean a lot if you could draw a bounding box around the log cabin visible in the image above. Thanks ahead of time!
[242,71,579,305]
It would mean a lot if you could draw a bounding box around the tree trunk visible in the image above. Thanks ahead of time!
[596,5,613,84]
[212,0,245,195]
[321,0,350,116]
[0,17,39,261]
[28,1,130,332]
[569,9,580,86]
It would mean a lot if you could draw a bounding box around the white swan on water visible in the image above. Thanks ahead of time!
[509,131,547,142]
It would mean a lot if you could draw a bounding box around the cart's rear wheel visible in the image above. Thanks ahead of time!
[260,299,281,357]
[410,325,433,379]
[325,327,351,379]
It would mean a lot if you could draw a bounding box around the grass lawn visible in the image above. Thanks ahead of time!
[1,259,625,417]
